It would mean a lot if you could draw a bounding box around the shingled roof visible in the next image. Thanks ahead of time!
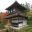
[5,1,27,11]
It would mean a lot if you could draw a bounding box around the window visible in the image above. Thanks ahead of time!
[10,9,13,13]
[13,8,16,14]
[13,8,15,11]
[9,11,10,13]
[10,8,15,14]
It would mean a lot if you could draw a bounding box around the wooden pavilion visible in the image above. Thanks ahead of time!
[4,1,28,28]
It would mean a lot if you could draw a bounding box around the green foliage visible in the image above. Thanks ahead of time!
[18,26,32,32]
[5,26,32,32]
[6,28,13,32]
[27,16,32,26]
[0,21,5,30]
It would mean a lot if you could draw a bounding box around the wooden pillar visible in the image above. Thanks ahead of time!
[7,19,11,26]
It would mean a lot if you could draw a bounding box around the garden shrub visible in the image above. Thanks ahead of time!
[27,16,32,26]
[19,26,32,32]
[0,21,5,30]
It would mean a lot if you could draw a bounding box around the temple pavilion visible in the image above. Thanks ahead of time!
[4,1,28,29]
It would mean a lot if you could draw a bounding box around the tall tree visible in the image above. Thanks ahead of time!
[25,2,30,10]
[22,2,30,16]
[31,4,32,10]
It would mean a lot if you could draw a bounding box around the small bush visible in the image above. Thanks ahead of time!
[0,21,5,30]
[27,16,32,26]
[19,26,32,32]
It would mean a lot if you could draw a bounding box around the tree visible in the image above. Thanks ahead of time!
[25,2,30,10]
[0,12,9,25]
[22,2,30,16]
[30,5,32,10]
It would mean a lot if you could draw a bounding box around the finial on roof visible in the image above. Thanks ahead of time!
[15,0,18,3]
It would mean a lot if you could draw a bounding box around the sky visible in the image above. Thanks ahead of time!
[0,0,32,13]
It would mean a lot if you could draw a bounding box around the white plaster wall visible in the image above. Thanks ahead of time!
[18,20,23,27]
[12,20,18,23]
[12,19,27,27]
[19,23,23,27]
[23,20,27,25]
[11,19,27,29]
[18,20,27,27]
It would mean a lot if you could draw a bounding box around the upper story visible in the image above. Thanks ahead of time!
[5,1,27,15]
